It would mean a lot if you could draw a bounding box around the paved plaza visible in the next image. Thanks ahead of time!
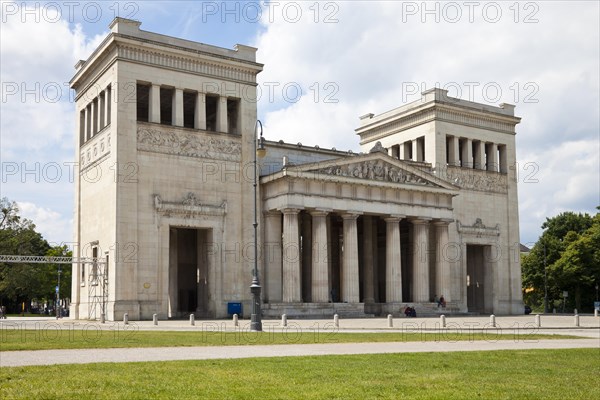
[1,315,598,367]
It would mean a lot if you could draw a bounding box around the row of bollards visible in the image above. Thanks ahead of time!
[118,309,595,327]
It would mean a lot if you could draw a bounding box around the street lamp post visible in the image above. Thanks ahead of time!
[56,266,62,319]
[250,120,266,332]
[543,244,548,314]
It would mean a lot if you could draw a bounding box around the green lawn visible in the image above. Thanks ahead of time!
[1,349,598,399]
[0,326,575,351]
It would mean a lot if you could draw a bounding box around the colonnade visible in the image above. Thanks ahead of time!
[264,209,452,305]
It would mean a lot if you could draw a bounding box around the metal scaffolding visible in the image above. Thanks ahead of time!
[0,255,108,320]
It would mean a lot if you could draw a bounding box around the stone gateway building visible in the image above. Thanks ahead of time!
[70,18,523,321]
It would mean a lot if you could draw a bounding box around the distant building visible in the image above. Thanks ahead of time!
[70,18,523,320]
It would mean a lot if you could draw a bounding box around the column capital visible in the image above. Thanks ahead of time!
[384,215,405,223]
[410,217,432,224]
[280,207,302,215]
[433,218,453,226]
[310,209,330,217]
[264,210,282,217]
[341,212,361,220]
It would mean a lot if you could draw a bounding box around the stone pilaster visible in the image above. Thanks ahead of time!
[195,92,206,130]
[412,139,418,162]
[104,86,111,126]
[173,88,184,127]
[311,211,329,302]
[84,105,90,141]
[487,142,498,172]
[461,138,472,168]
[474,140,485,170]
[216,96,228,133]
[434,219,452,301]
[342,213,360,303]
[149,84,161,123]
[385,216,403,303]
[362,215,375,303]
[264,211,282,302]
[448,136,460,166]
[412,218,430,302]
[282,208,301,302]
[301,213,312,302]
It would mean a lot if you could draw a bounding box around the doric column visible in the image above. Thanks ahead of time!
[216,96,228,133]
[342,213,360,303]
[487,142,498,172]
[282,208,301,302]
[98,92,105,131]
[411,139,419,162]
[498,145,508,173]
[264,211,282,302]
[474,140,485,170]
[411,218,430,302]
[385,216,403,303]
[461,138,472,168]
[84,105,90,141]
[91,98,98,136]
[301,213,312,302]
[434,219,452,302]
[362,215,375,303]
[104,85,111,126]
[400,142,410,160]
[173,88,184,127]
[311,211,329,302]
[448,136,460,166]
[149,84,161,123]
[195,92,206,130]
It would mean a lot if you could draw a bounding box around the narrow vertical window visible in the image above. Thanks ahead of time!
[183,91,196,128]
[136,83,150,122]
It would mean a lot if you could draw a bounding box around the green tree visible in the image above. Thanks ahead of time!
[0,198,50,312]
[522,210,599,312]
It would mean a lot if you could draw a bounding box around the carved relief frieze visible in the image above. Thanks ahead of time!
[457,218,500,237]
[154,192,227,217]
[137,125,242,162]
[442,166,507,193]
[312,160,436,187]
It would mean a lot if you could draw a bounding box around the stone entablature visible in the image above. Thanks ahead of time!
[154,193,227,217]
[440,165,508,194]
[137,123,242,162]
[457,218,500,237]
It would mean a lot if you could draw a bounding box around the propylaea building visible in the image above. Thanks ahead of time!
[70,18,523,320]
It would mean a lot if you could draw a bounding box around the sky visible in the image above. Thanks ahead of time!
[1,0,599,248]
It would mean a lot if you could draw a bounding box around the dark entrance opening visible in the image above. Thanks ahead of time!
[466,244,492,313]
[169,227,210,317]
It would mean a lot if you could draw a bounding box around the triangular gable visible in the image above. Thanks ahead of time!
[284,152,458,191]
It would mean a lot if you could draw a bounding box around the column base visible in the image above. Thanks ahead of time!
[262,302,367,318]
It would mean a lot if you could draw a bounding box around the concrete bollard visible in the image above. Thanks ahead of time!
[334,314,339,328]
[281,314,287,327]
[535,314,541,328]
[553,308,556,314]
[123,313,129,325]
[440,314,446,328]
[387,314,393,328]
[574,309,577,315]
[595,309,598,317]
[153,314,158,325]
[190,314,195,326]
[490,314,496,328]
[574,314,579,327]
[233,314,239,327]
[100,313,105,324]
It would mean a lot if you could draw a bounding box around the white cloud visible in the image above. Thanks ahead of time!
[17,201,72,246]
[253,1,600,244]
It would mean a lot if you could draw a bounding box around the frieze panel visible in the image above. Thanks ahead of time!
[457,218,500,237]
[441,166,507,193]
[80,129,111,171]
[154,192,227,217]
[312,160,436,187]
[137,125,242,162]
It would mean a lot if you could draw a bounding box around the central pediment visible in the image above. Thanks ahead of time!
[279,152,458,191]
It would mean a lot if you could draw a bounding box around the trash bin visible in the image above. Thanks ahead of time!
[227,302,242,316]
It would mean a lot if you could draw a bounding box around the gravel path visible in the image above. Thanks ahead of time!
[2,338,598,367]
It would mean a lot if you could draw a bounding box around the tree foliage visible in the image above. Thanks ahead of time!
[522,210,600,311]
[0,197,72,313]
